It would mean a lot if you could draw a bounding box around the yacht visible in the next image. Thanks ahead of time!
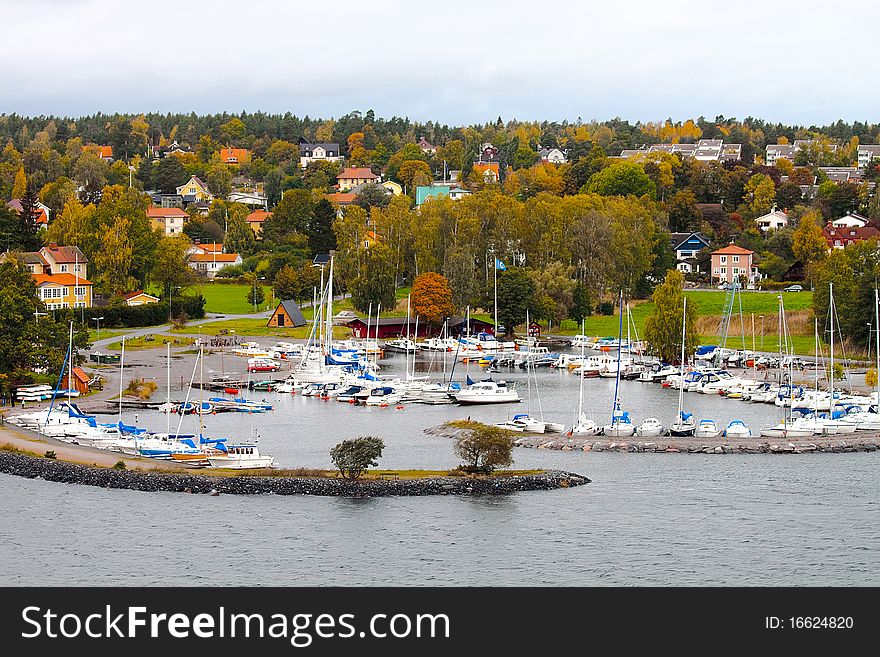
[724,420,752,438]
[569,413,599,436]
[603,407,635,437]
[635,417,664,437]
[365,386,403,406]
[694,419,721,439]
[207,444,276,469]
[452,380,520,405]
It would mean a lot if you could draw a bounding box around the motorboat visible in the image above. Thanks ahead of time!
[635,417,664,437]
[365,386,403,406]
[694,419,721,439]
[603,409,635,437]
[207,444,276,469]
[724,420,752,438]
[669,411,696,437]
[569,413,599,436]
[570,334,596,349]
[336,385,366,403]
[501,413,545,433]
[452,379,520,405]
[384,338,418,353]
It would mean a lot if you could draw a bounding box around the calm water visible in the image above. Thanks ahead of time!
[2,349,878,586]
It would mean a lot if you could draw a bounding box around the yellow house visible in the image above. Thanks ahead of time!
[175,176,215,203]
[33,273,93,310]
[382,180,403,196]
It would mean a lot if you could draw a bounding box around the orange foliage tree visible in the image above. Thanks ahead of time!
[411,272,455,326]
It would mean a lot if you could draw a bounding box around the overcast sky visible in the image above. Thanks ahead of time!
[2,0,875,126]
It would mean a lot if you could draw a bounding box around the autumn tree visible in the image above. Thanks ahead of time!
[150,235,196,300]
[792,210,828,286]
[411,272,455,325]
[92,216,137,294]
[743,173,776,217]
[273,264,321,305]
[453,423,514,473]
[530,261,576,323]
[46,198,95,247]
[12,166,26,198]
[644,269,698,364]
[398,160,432,191]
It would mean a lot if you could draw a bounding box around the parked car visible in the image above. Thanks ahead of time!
[783,284,804,292]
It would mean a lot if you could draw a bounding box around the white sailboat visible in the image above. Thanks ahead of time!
[603,292,635,437]
[569,320,599,436]
[669,297,696,437]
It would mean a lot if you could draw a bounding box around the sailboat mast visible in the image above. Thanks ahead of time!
[199,345,204,438]
[166,342,171,434]
[405,294,411,377]
[67,320,73,406]
[829,282,835,415]
[526,309,532,414]
[875,288,879,406]
[577,319,585,424]
[612,290,623,423]
[814,317,819,417]
[118,335,125,425]
[677,296,687,422]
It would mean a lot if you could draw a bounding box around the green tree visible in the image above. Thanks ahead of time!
[92,215,136,294]
[530,262,576,323]
[220,118,247,145]
[273,264,321,305]
[45,198,95,250]
[398,160,432,191]
[330,436,385,479]
[453,423,514,473]
[305,198,338,255]
[206,161,232,199]
[72,152,109,204]
[585,161,656,198]
[15,184,42,251]
[570,281,593,324]
[243,272,266,309]
[411,272,455,325]
[39,177,77,216]
[665,189,702,233]
[350,243,397,312]
[263,189,314,244]
[644,269,698,364]
[496,267,536,336]
[150,235,196,299]
[224,206,256,256]
[155,156,188,194]
[792,210,828,286]
[353,183,390,211]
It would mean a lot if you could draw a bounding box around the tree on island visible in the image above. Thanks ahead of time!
[454,423,514,474]
[330,436,385,479]
[643,269,698,364]
[411,272,455,326]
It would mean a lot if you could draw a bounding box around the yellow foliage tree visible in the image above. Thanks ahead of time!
[411,272,455,324]
[12,166,26,198]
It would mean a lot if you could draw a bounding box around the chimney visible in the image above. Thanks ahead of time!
[49,242,58,250]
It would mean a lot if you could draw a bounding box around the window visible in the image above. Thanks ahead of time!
[74,302,86,309]
[74,264,81,272]
[733,256,739,263]
[733,268,739,275]
[74,287,86,297]
[60,264,68,272]
[720,256,727,263]
[720,267,727,274]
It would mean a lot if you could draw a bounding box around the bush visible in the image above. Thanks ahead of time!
[598,301,614,316]
[866,368,877,388]
[454,423,514,474]
[44,450,56,459]
[112,460,126,470]
[66,295,206,328]
[330,436,385,479]
[215,265,244,278]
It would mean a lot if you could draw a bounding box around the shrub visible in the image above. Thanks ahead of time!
[330,436,385,479]
[454,423,514,474]
[598,301,614,316]
[866,368,877,388]
[215,265,244,278]
[112,460,127,470]
[44,450,56,459]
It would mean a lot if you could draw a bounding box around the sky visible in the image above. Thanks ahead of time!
[1,0,876,126]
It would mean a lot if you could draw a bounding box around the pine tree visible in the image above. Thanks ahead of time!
[16,184,42,251]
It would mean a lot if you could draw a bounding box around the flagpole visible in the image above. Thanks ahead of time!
[493,261,498,336]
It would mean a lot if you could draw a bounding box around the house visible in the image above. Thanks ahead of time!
[70,366,91,396]
[710,243,759,285]
[98,145,113,162]
[417,137,436,154]
[228,190,268,208]
[219,147,250,165]
[765,139,838,167]
[7,198,51,225]
[175,176,214,204]
[819,166,862,183]
[382,180,403,196]
[33,273,93,310]
[858,145,880,169]
[147,206,189,236]
[346,315,494,339]
[188,252,243,279]
[830,212,869,228]
[415,185,471,206]
[326,192,357,217]
[300,141,343,168]
[670,232,710,261]
[337,167,379,191]
[478,143,498,161]
[123,291,160,306]
[620,140,742,162]
[472,161,500,183]
[35,244,88,278]
[538,147,567,164]
[266,299,307,328]
[186,242,224,256]
[246,209,271,235]
[822,222,880,250]
[755,207,789,231]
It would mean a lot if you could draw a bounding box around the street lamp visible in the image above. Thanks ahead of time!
[92,316,104,341]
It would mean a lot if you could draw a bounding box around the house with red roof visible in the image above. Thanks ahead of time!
[147,206,189,236]
[246,209,272,235]
[337,167,379,191]
[7,198,51,226]
[32,272,93,309]
[1,243,93,309]
[822,222,880,250]
[188,252,243,279]
[710,242,759,285]
[98,145,113,161]
[219,147,250,165]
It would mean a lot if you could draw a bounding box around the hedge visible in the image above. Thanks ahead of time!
[53,295,206,328]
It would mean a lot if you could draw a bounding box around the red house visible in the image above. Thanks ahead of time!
[346,316,494,339]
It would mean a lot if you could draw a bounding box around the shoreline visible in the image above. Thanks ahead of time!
[425,423,880,454]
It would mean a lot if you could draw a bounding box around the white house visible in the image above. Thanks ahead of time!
[188,252,243,279]
[755,207,789,231]
[858,145,880,169]
[538,147,567,164]
[830,212,869,228]
[300,142,343,168]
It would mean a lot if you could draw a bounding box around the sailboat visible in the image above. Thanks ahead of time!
[669,296,696,437]
[603,292,635,437]
[569,320,599,436]
[840,289,880,430]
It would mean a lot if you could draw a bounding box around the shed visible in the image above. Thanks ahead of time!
[71,366,91,395]
[267,299,306,328]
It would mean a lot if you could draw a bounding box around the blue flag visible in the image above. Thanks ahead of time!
[495,258,506,271]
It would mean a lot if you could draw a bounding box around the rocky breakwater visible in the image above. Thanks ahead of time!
[0,450,589,497]
[425,423,880,454]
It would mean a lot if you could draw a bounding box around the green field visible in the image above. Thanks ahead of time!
[170,318,349,339]
[189,284,273,315]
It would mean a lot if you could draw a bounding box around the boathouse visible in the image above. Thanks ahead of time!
[346,315,494,339]
[266,299,306,328]
[71,366,91,395]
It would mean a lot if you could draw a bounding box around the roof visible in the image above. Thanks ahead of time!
[71,366,89,383]
[300,142,340,154]
[220,147,249,163]
[326,192,357,205]
[337,167,378,180]
[823,224,880,243]
[178,176,210,191]
[246,209,272,223]
[32,273,93,286]
[99,145,113,159]
[7,199,49,224]
[347,314,493,327]
[42,244,88,264]
[189,253,240,263]
[147,206,189,218]
[712,244,754,256]
[123,291,159,301]
[670,232,710,250]
[273,300,306,327]
[20,252,46,265]
[190,242,224,253]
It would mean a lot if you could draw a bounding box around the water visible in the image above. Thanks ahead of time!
[2,349,878,585]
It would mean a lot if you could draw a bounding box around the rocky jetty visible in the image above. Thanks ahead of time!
[425,423,880,454]
[0,450,589,497]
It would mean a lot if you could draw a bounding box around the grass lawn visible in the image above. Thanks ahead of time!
[107,335,197,351]
[170,318,350,339]
[88,329,126,343]
[189,283,273,315]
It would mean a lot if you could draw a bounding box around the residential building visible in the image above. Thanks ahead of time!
[765,139,838,166]
[33,273,93,309]
[266,300,306,328]
[219,147,250,165]
[472,161,500,183]
[175,176,214,204]
[830,212,868,228]
[147,206,189,235]
[538,147,567,164]
[819,166,863,183]
[228,190,268,208]
[670,232,710,261]
[33,244,88,278]
[346,315,494,339]
[858,144,880,169]
[246,209,271,235]
[619,139,742,162]
[755,207,789,231]
[300,141,343,168]
[823,222,880,250]
[382,180,403,196]
[186,242,224,256]
[188,252,243,279]
[123,291,160,306]
[417,137,436,154]
[710,243,759,285]
[98,145,113,162]
[478,143,498,161]
[326,192,357,217]
[7,198,51,226]
[415,185,471,206]
[337,167,379,191]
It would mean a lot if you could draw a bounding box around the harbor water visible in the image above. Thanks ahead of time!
[1,349,878,585]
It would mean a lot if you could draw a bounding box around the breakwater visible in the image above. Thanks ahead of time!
[425,424,880,454]
[0,450,589,497]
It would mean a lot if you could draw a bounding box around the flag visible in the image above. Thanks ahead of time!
[495,258,507,271]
